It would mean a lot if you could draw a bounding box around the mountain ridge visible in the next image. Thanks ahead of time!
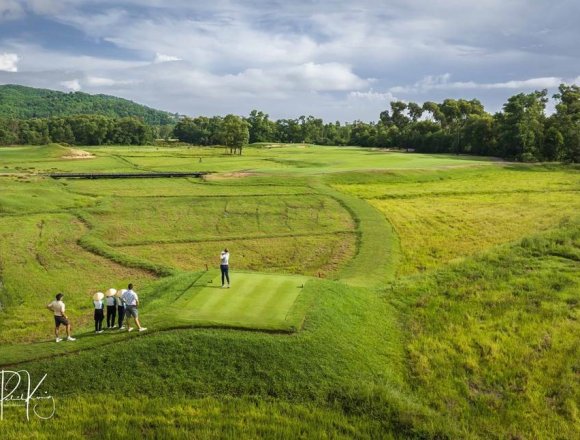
[0,84,178,125]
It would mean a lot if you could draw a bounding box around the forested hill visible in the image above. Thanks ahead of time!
[0,84,177,125]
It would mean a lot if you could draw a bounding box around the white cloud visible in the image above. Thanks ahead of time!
[85,76,135,87]
[348,90,397,102]
[60,79,81,91]
[3,42,146,72]
[154,53,182,63]
[481,78,563,89]
[124,61,369,98]
[284,62,368,91]
[0,52,19,71]
[391,73,568,93]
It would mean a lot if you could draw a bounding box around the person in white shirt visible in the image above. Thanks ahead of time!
[94,297,104,333]
[46,293,76,342]
[220,248,230,288]
[121,283,147,332]
[116,291,126,329]
[105,291,117,329]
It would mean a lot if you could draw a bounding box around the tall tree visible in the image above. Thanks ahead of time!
[497,90,547,160]
[218,114,249,155]
[246,110,275,143]
[552,84,580,162]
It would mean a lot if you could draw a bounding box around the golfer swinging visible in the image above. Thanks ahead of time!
[220,248,230,288]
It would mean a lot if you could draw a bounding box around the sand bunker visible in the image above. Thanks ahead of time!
[62,148,95,160]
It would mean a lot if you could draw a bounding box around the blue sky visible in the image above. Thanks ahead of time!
[0,0,579,121]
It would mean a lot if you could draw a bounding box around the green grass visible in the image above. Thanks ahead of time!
[1,143,578,439]
[81,193,353,246]
[0,213,155,344]
[2,279,427,438]
[0,144,495,175]
[61,177,315,197]
[148,270,310,331]
[0,270,312,365]
[390,223,580,439]
[116,232,355,277]
[332,165,580,275]
[0,176,96,214]
[0,395,390,440]
[313,178,399,287]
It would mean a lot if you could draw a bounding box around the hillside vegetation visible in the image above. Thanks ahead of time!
[0,84,177,124]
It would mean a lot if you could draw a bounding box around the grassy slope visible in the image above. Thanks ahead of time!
[1,396,389,440]
[313,178,399,287]
[3,226,577,439]
[391,224,580,439]
[2,279,423,438]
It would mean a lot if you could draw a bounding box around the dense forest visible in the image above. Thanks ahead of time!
[1,84,579,162]
[0,84,177,125]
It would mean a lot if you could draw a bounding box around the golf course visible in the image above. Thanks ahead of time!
[0,143,578,439]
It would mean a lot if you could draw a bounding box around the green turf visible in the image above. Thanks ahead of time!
[149,271,310,331]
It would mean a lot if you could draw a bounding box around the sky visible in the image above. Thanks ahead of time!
[0,0,579,122]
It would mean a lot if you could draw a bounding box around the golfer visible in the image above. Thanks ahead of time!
[220,248,230,288]
[121,283,147,332]
[47,293,76,342]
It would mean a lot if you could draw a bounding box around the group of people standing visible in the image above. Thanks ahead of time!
[47,283,146,342]
[93,283,147,334]
[47,249,230,342]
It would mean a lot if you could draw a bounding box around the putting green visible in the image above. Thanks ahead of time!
[148,271,311,332]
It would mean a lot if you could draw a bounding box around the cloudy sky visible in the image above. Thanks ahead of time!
[1,0,579,121]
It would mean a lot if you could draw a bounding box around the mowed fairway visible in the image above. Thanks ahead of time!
[151,271,309,331]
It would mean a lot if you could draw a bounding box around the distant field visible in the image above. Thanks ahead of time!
[83,194,353,245]
[0,143,493,174]
[332,165,580,274]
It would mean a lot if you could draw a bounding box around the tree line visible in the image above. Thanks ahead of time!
[172,84,580,162]
[1,84,579,162]
[0,115,154,146]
